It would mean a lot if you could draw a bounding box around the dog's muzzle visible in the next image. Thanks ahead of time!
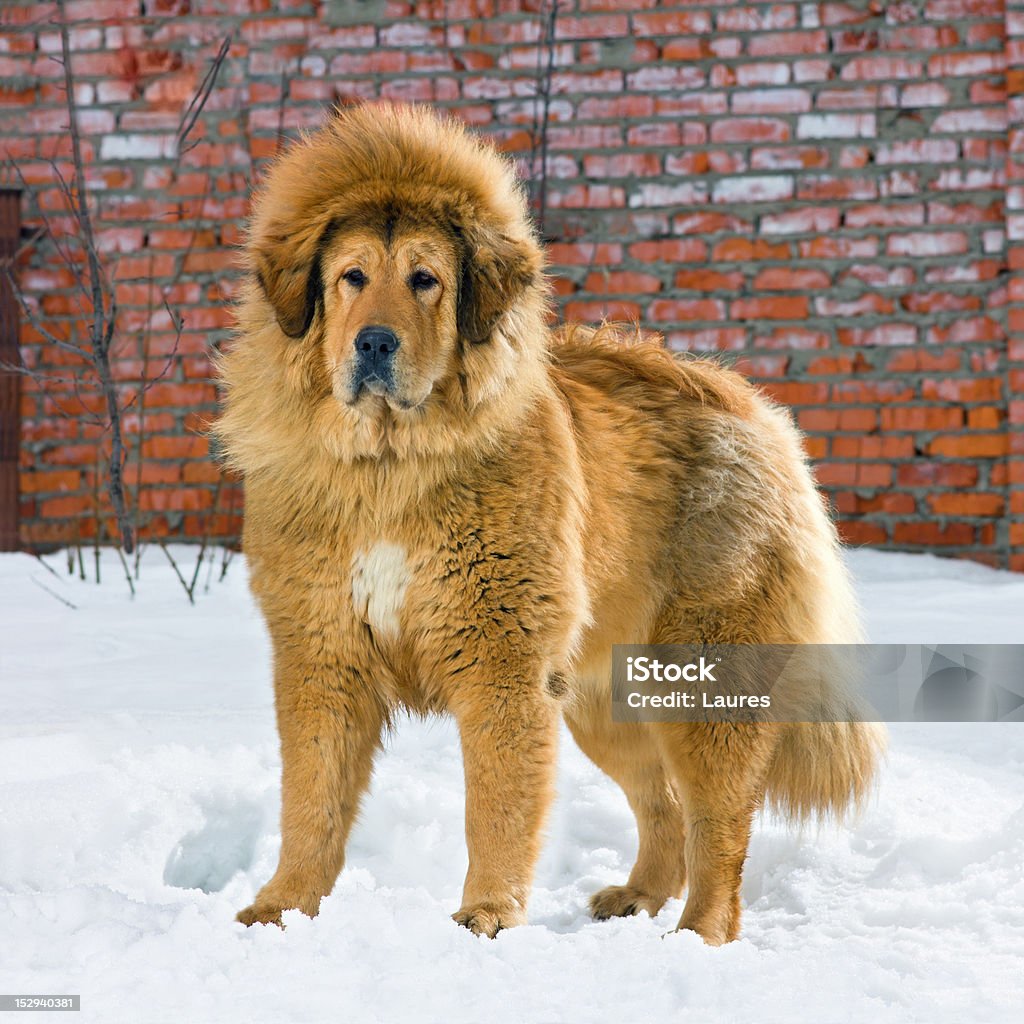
[352,326,400,396]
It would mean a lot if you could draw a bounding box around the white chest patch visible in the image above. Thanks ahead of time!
[350,542,411,640]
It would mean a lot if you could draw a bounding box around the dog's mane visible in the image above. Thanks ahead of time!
[248,102,535,260]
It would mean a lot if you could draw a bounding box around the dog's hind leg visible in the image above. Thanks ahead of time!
[652,721,775,945]
[564,695,687,921]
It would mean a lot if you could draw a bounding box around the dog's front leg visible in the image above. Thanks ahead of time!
[237,651,385,927]
[450,678,559,938]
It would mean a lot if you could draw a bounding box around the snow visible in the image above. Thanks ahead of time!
[1,546,1022,1023]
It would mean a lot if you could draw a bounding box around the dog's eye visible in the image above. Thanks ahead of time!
[410,270,438,292]
[342,268,366,288]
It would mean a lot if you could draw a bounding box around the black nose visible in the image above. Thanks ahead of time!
[354,326,400,365]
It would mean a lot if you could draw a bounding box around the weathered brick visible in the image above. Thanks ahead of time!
[797,113,876,139]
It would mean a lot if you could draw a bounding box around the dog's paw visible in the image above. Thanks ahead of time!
[235,901,286,928]
[452,899,526,938]
[590,884,665,921]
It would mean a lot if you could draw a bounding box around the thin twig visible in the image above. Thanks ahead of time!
[92,447,101,584]
[30,575,78,610]
[275,63,289,156]
[1,266,91,360]
[159,540,196,605]
[220,545,236,582]
[74,521,84,580]
[133,248,157,576]
[535,0,560,238]
[115,544,136,598]
[177,34,232,155]
[33,552,61,580]
[6,160,80,287]
[188,473,223,596]
[203,539,218,592]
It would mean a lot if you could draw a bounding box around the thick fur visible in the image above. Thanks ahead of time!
[217,103,885,946]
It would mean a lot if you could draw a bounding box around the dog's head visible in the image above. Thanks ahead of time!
[229,104,547,462]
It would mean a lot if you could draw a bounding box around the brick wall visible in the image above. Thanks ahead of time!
[2,0,1023,569]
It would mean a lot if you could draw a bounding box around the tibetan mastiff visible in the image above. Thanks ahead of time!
[217,103,884,945]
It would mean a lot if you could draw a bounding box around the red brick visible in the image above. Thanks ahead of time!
[892,522,977,546]
[838,521,890,545]
[710,118,790,144]
[929,435,1009,458]
[563,300,643,322]
[584,271,662,295]
[921,379,1002,403]
[647,299,726,323]
[555,15,630,39]
[142,436,209,460]
[841,55,924,81]
[20,470,81,494]
[838,323,917,347]
[832,381,915,403]
[929,494,1005,517]
[816,294,895,317]
[928,52,1004,78]
[752,268,831,290]
[748,31,828,57]
[711,239,791,262]
[897,463,979,488]
[631,11,711,35]
[628,240,708,262]
[887,231,969,257]
[674,270,745,292]
[730,297,809,321]
[881,407,965,431]
[764,383,830,405]
[548,243,624,266]
[764,208,843,235]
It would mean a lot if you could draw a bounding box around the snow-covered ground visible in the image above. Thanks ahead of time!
[1,546,1022,1024]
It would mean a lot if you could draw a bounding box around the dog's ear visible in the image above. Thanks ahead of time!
[457,226,539,344]
[250,225,329,339]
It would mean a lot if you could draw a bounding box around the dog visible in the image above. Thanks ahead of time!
[216,103,885,945]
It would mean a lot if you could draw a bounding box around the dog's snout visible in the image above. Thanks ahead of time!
[355,326,400,364]
[351,326,400,399]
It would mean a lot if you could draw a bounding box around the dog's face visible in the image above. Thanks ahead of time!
[320,224,458,412]
[251,206,542,433]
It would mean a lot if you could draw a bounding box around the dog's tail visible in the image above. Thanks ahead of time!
[765,719,886,822]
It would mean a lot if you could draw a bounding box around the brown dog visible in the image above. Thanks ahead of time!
[216,103,884,945]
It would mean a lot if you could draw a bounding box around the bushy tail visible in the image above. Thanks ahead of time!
[765,720,886,822]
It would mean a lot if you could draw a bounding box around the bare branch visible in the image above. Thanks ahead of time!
[275,63,289,156]
[57,0,107,349]
[30,575,78,610]
[53,0,133,552]
[535,0,560,239]
[14,18,237,566]
[188,473,223,596]
[159,541,196,605]
[115,544,136,598]
[1,267,91,359]
[177,34,232,156]
[33,552,62,580]
[7,159,79,284]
